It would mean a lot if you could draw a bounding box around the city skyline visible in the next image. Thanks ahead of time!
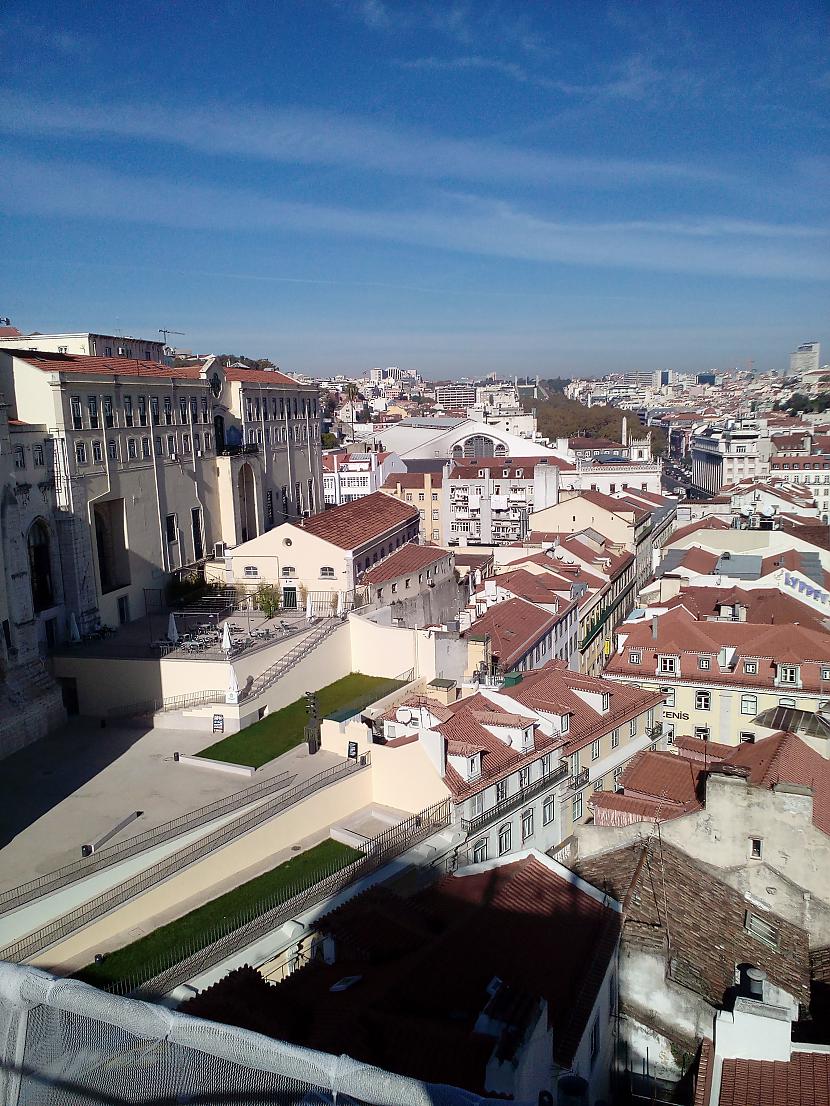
[1,0,828,376]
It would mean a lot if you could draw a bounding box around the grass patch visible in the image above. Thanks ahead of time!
[197,673,404,768]
[77,838,360,989]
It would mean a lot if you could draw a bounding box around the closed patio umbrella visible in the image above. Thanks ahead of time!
[167,612,179,644]
[221,622,233,653]
[226,665,240,704]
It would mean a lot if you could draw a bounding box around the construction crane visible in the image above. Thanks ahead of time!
[158,328,185,345]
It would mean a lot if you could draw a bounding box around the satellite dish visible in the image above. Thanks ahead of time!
[564,556,576,564]
[554,548,566,560]
[740,507,750,517]
[762,507,775,517]
[395,707,413,724]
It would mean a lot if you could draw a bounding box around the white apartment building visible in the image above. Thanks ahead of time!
[0,350,323,638]
[691,420,772,495]
[322,449,404,506]
[790,341,820,381]
[447,457,561,545]
[467,384,537,439]
[435,382,476,409]
[0,330,165,362]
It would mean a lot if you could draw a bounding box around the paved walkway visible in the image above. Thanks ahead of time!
[0,716,341,893]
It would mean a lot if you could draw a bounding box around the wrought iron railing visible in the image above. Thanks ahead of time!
[0,768,293,916]
[244,616,343,699]
[460,763,568,834]
[0,755,371,962]
[115,797,452,998]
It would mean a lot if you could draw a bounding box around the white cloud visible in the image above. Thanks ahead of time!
[2,154,827,282]
[0,90,731,191]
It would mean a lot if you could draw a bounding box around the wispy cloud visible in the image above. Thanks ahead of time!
[0,18,92,57]
[0,90,731,191]
[2,154,827,282]
[343,0,546,55]
[399,54,561,90]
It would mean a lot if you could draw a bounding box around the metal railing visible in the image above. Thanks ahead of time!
[460,764,568,834]
[0,767,295,916]
[0,755,371,962]
[244,616,344,700]
[107,688,226,720]
[122,797,452,998]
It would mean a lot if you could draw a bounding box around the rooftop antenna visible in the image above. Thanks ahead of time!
[159,328,185,345]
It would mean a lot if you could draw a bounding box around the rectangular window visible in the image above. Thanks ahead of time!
[164,396,173,424]
[591,738,600,761]
[87,396,99,429]
[141,436,151,458]
[92,440,103,463]
[183,433,191,454]
[137,396,147,426]
[540,754,551,777]
[180,397,188,423]
[779,665,799,685]
[518,766,530,789]
[33,444,44,467]
[572,792,583,822]
[695,690,711,711]
[167,434,175,455]
[744,661,757,675]
[661,686,675,708]
[745,910,778,948]
[70,396,83,430]
[629,719,636,737]
[127,438,137,459]
[629,651,641,665]
[495,779,508,803]
[750,837,763,859]
[698,657,711,670]
[611,728,619,748]
[659,656,678,674]
[150,396,160,425]
[498,822,511,855]
[202,398,209,423]
[244,565,258,578]
[521,808,534,841]
[154,435,163,455]
[190,397,198,422]
[543,793,555,824]
[13,446,25,469]
[165,514,177,543]
[694,726,710,741]
[473,838,488,863]
[123,396,133,427]
[75,441,87,464]
[103,396,114,428]
[561,713,570,733]
[108,439,118,461]
[740,694,758,716]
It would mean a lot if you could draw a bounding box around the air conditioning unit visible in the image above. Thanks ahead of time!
[214,542,226,559]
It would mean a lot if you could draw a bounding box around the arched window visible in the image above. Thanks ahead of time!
[28,520,54,612]
[320,566,335,578]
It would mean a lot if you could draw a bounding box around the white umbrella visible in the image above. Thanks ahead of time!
[225,665,240,704]
[167,612,179,644]
[221,622,233,653]
[69,612,81,642]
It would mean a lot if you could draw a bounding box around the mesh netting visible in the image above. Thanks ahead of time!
[0,962,503,1106]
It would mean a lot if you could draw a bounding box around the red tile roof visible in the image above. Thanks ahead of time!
[12,350,207,380]
[669,516,731,544]
[449,456,575,475]
[462,597,560,669]
[719,1052,830,1105]
[183,854,620,1089]
[608,607,830,692]
[620,749,702,806]
[361,542,449,584]
[299,492,419,550]
[568,436,625,450]
[659,585,828,633]
[224,366,302,387]
[381,471,443,489]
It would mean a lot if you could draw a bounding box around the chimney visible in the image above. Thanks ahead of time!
[622,416,628,447]
[746,967,766,1001]
[651,616,659,640]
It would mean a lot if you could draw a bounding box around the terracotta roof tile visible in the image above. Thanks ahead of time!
[719,1052,830,1106]
[462,597,559,669]
[361,543,449,584]
[299,492,419,550]
[13,350,207,380]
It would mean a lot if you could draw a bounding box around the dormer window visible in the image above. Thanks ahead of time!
[601,693,610,712]
[468,755,480,779]
[778,664,800,686]
[744,661,758,675]
[659,656,678,674]
[698,657,711,671]
[822,667,830,681]
[629,652,641,665]
[560,713,570,734]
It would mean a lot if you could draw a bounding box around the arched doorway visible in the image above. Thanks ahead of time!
[238,462,257,543]
[28,520,54,612]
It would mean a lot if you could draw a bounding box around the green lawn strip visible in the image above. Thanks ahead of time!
[76,838,360,989]
[196,673,404,768]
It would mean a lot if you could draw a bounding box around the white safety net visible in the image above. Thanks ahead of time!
[0,962,510,1106]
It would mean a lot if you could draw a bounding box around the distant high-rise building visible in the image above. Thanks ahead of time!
[790,341,820,380]
[435,382,476,409]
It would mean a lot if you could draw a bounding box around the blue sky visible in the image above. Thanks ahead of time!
[1,0,828,377]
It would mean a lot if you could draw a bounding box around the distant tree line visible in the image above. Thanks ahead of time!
[780,392,830,415]
[525,390,667,456]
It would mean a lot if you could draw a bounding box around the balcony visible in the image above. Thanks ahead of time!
[460,762,568,834]
[219,443,260,457]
